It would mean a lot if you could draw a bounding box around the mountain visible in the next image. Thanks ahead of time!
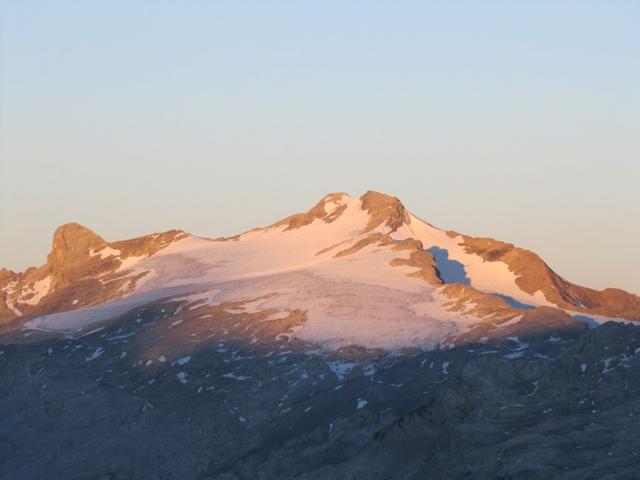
[2,191,638,344]
[1,191,640,479]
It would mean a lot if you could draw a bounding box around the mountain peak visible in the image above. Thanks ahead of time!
[46,223,109,289]
[359,190,408,233]
[267,190,407,234]
[272,192,352,231]
[51,223,106,251]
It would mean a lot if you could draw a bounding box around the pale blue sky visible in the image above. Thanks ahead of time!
[1,1,638,293]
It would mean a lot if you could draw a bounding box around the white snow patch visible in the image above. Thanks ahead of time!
[495,315,523,329]
[262,310,291,321]
[116,254,148,272]
[171,289,221,311]
[23,284,196,333]
[2,281,23,316]
[91,246,120,259]
[21,277,52,305]
[568,311,637,328]
[442,360,450,375]
[222,372,252,381]
[362,364,377,377]
[86,347,105,362]
[327,362,357,381]
[504,351,525,360]
[175,355,191,366]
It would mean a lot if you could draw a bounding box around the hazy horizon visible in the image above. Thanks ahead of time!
[1,1,639,294]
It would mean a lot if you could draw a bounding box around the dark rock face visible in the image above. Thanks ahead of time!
[2,308,640,479]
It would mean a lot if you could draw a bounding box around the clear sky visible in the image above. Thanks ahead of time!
[1,1,638,293]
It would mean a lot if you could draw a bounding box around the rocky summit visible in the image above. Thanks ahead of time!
[1,191,640,479]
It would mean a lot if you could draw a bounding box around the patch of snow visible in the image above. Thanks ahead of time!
[506,336,529,352]
[86,347,105,362]
[442,360,450,375]
[362,364,376,377]
[5,300,21,316]
[262,310,291,321]
[495,315,523,329]
[23,284,196,333]
[80,327,105,337]
[326,361,357,381]
[116,254,148,272]
[221,372,252,380]
[504,351,525,360]
[570,312,636,329]
[620,353,631,368]
[322,201,340,215]
[175,355,191,366]
[3,281,22,316]
[177,372,188,384]
[356,398,368,410]
[21,277,52,305]
[91,246,120,259]
[171,289,221,311]
[106,332,136,342]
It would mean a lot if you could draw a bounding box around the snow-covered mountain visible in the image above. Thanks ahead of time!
[3,191,640,480]
[2,190,638,350]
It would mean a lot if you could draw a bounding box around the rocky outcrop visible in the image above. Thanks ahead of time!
[47,223,113,290]
[334,233,395,258]
[0,224,186,325]
[453,233,640,320]
[360,190,409,233]
[273,192,351,231]
[389,239,443,287]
